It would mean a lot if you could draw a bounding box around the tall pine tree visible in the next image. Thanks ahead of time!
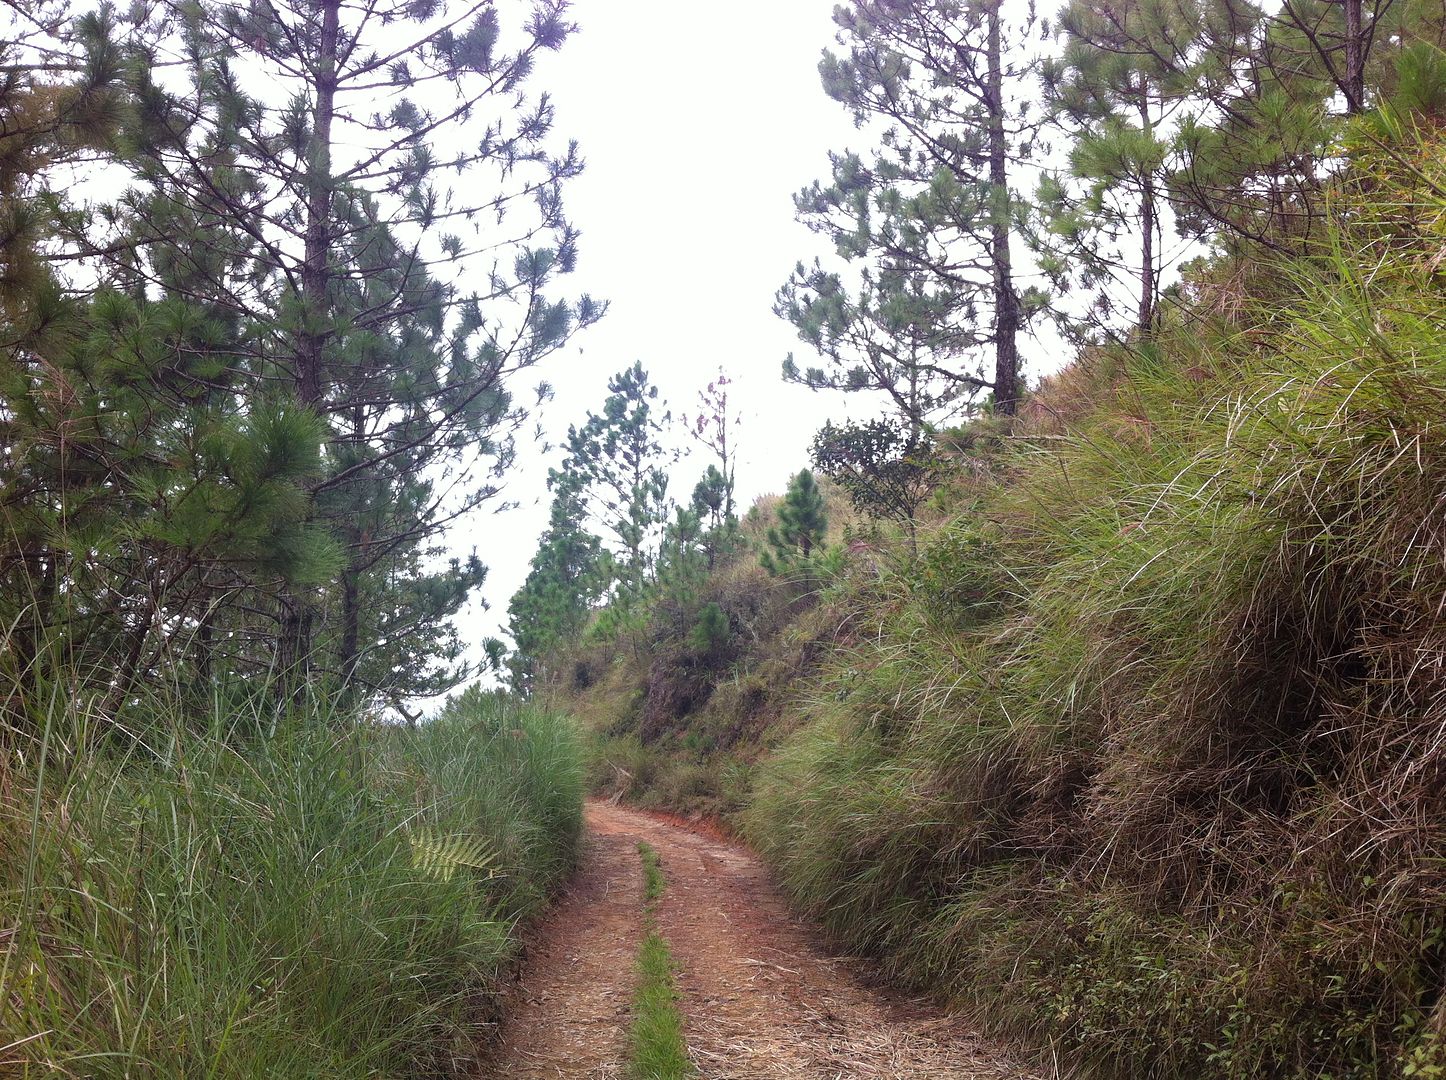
[82,0,599,701]
[550,362,672,605]
[783,0,1049,420]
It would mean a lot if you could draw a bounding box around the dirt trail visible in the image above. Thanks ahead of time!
[480,800,1038,1079]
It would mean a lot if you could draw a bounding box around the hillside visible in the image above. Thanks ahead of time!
[6,0,1446,1075]
[549,125,1446,1078]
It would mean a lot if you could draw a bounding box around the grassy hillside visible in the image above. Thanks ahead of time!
[0,687,583,1078]
[556,488,859,823]
[554,128,1446,1077]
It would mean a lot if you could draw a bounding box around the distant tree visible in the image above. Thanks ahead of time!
[684,369,740,520]
[690,467,730,533]
[690,465,741,571]
[761,469,829,576]
[552,362,673,603]
[811,419,940,556]
[507,488,607,692]
[482,637,507,675]
[652,504,709,630]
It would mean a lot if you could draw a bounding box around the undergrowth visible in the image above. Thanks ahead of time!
[564,126,1446,1078]
[0,685,583,1078]
[559,501,854,825]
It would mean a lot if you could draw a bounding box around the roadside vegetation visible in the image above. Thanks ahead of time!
[2,2,591,1075]
[747,131,1446,1075]
[0,687,583,1077]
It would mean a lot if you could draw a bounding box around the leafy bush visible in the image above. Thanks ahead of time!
[811,418,942,552]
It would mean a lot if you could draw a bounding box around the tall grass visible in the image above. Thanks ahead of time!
[0,686,583,1078]
[745,130,1446,1078]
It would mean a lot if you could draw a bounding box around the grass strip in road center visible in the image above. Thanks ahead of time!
[627,841,693,1079]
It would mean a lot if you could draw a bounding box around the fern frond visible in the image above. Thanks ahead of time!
[408,827,496,882]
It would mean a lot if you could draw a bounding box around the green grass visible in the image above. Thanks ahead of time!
[626,842,691,1079]
[639,841,666,903]
[629,931,691,1080]
[0,685,584,1078]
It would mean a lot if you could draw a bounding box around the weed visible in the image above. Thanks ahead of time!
[627,841,691,1078]
[639,841,666,904]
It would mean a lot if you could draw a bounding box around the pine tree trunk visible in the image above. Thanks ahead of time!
[280,0,341,693]
[337,402,366,698]
[1138,92,1157,336]
[299,0,339,408]
[340,564,360,692]
[986,0,1020,417]
[1343,0,1365,114]
[196,598,214,684]
[907,345,922,443]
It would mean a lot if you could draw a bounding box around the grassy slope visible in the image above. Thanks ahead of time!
[0,689,583,1078]
[557,131,1446,1078]
[560,488,857,824]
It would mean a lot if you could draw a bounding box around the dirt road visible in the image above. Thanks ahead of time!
[480,800,1038,1079]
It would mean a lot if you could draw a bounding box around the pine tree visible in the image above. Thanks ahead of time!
[683,369,740,521]
[687,465,739,572]
[1041,0,1219,337]
[786,0,1049,419]
[761,469,829,576]
[63,0,603,701]
[552,362,672,604]
[506,488,606,692]
[1158,0,1429,255]
[0,14,342,705]
[778,221,990,436]
[0,285,338,706]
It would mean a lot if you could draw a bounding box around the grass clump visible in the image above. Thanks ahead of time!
[627,841,691,1079]
[0,686,583,1078]
[629,931,691,1080]
[639,841,666,903]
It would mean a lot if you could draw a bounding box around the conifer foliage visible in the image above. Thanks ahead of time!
[0,0,597,714]
[781,0,1049,421]
[761,469,829,577]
